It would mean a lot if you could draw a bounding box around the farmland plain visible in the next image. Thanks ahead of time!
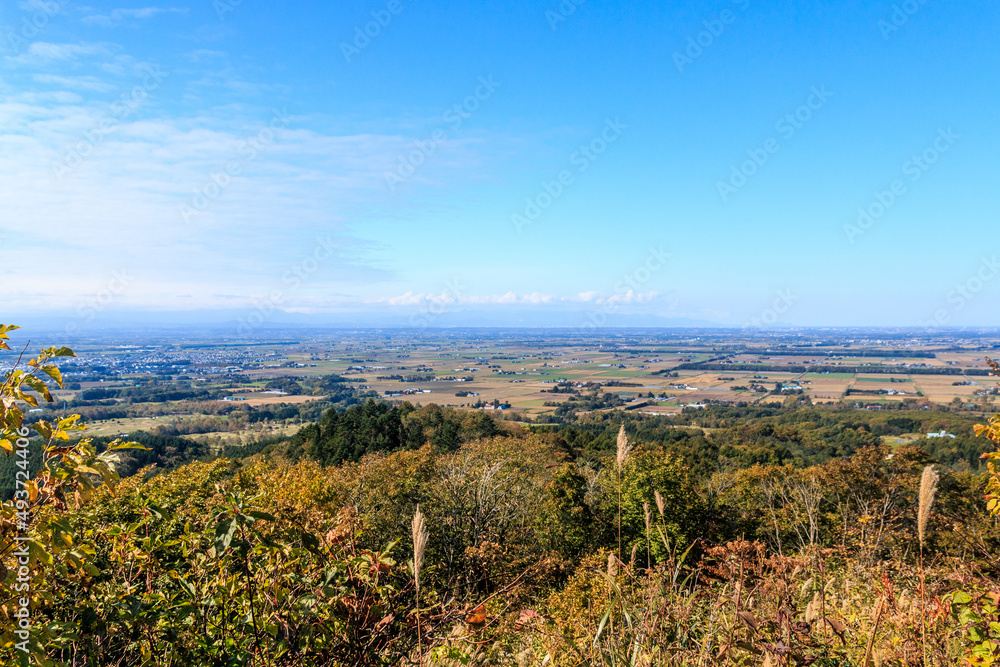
[10,328,995,443]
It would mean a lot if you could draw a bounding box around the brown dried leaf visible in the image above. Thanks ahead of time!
[821,616,847,642]
[465,604,487,626]
[737,610,760,631]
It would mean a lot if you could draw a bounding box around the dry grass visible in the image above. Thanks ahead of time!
[615,424,632,470]
[918,465,939,549]
[514,544,976,667]
[412,505,429,664]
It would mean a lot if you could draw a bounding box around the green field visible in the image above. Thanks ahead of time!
[856,377,901,383]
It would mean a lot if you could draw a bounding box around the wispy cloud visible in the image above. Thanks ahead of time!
[6,41,116,66]
[367,291,659,308]
[1,27,515,318]
[33,73,116,92]
[82,7,188,28]
[0,78,430,311]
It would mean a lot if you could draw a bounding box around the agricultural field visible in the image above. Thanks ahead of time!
[11,328,1000,429]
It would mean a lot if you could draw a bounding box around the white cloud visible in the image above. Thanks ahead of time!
[0,88,434,310]
[82,7,188,27]
[1,90,83,104]
[1,36,512,317]
[370,291,564,307]
[10,42,115,64]
[382,292,422,306]
[522,292,553,304]
[493,292,517,304]
[33,73,116,92]
[363,290,672,310]
[600,290,659,305]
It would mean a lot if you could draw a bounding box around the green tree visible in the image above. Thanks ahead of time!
[542,464,593,559]
[609,450,701,565]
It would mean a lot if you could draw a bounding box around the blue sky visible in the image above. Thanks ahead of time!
[1,0,998,329]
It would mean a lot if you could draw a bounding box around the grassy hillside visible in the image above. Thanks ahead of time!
[2,407,999,664]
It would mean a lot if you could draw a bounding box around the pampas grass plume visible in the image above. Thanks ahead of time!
[412,505,428,594]
[918,465,939,549]
[616,424,632,470]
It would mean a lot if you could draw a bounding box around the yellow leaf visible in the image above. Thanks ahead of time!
[57,414,85,431]
[34,421,52,440]
[40,365,63,388]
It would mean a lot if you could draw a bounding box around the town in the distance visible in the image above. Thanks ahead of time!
[12,326,998,443]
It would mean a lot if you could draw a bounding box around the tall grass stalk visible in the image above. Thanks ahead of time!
[863,597,885,667]
[917,465,938,667]
[616,424,632,561]
[643,502,652,570]
[412,505,428,665]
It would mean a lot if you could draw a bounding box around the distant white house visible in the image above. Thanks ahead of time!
[927,430,956,439]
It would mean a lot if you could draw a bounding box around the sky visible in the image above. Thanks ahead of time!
[1,0,998,332]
